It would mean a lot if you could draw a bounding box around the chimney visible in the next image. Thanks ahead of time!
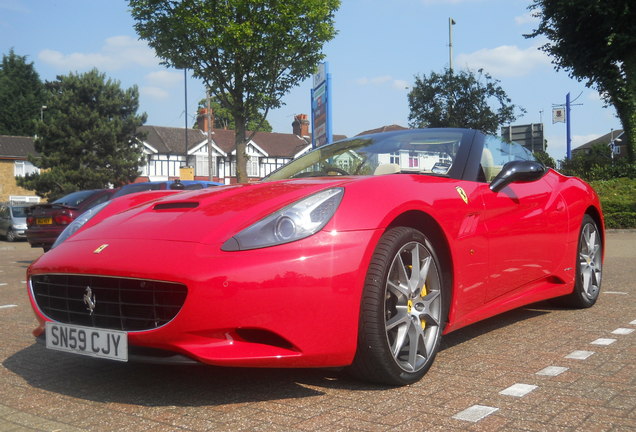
[197,108,215,132]
[292,114,310,137]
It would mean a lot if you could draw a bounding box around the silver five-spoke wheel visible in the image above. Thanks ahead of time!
[350,227,446,385]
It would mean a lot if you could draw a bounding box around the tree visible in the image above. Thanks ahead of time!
[533,150,556,169]
[0,49,46,136]
[408,68,524,134]
[17,69,147,200]
[526,0,636,162]
[129,0,340,183]
[195,94,272,132]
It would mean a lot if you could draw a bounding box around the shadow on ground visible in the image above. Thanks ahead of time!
[3,303,556,407]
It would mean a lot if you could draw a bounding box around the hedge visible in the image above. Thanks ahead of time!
[590,178,636,229]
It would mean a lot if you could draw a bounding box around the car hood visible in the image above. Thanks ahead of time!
[67,178,357,247]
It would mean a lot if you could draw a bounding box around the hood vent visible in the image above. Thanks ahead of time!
[153,202,199,211]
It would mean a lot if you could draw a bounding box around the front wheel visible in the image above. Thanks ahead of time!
[6,229,16,242]
[561,215,602,308]
[349,227,447,385]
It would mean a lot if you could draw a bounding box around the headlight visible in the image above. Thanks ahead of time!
[222,188,344,251]
[50,201,110,250]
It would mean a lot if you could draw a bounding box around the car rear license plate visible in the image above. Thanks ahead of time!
[45,322,128,361]
[36,217,52,224]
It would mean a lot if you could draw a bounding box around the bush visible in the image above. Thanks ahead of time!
[590,178,636,228]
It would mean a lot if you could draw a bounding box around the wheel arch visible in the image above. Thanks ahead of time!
[585,205,605,259]
[385,210,454,327]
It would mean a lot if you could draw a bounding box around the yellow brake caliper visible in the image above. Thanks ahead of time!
[420,283,427,329]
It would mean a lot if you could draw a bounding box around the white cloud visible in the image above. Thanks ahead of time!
[455,45,550,77]
[38,36,158,72]
[140,86,170,101]
[145,70,183,88]
[356,75,409,91]
[514,12,539,26]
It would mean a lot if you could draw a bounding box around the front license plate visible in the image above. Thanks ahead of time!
[36,217,52,225]
[45,322,128,361]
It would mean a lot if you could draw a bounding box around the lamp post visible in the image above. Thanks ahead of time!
[449,18,456,73]
[40,105,47,122]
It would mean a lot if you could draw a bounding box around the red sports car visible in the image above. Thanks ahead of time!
[26,129,604,385]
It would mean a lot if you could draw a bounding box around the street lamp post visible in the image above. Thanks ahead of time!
[449,18,456,73]
[40,105,47,122]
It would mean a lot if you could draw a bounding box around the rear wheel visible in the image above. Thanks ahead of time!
[561,215,602,308]
[349,227,446,385]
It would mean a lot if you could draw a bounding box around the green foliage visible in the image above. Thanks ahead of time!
[559,144,636,181]
[195,94,272,132]
[129,0,340,182]
[0,49,46,136]
[16,69,147,201]
[526,0,636,162]
[408,68,525,134]
[533,150,556,169]
[590,178,636,228]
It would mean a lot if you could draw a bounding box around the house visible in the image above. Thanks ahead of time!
[137,113,346,184]
[572,129,626,158]
[0,135,41,203]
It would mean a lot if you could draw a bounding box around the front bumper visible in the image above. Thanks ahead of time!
[27,229,380,368]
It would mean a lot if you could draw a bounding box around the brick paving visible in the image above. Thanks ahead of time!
[0,232,634,431]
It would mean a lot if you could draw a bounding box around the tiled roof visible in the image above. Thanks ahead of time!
[138,125,207,154]
[0,135,37,159]
[573,130,624,151]
[138,125,313,158]
[355,125,408,136]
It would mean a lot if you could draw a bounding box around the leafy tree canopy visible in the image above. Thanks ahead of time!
[195,94,272,132]
[129,0,340,182]
[408,68,524,134]
[526,0,636,162]
[17,69,147,201]
[0,49,46,136]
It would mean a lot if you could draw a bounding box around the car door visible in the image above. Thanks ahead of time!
[478,135,562,302]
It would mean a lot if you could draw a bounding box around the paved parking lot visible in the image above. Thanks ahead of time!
[0,232,634,431]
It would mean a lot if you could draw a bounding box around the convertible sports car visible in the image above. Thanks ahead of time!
[26,128,604,385]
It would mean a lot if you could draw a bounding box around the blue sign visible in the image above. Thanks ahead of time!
[311,62,332,148]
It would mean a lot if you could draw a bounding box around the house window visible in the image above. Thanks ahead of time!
[14,160,39,177]
[195,155,217,177]
[247,156,259,177]
[408,156,419,168]
[390,152,400,164]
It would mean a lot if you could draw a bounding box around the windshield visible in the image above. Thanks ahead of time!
[12,206,29,217]
[53,190,99,207]
[264,129,465,181]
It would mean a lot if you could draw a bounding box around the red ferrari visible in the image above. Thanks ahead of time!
[26,129,604,385]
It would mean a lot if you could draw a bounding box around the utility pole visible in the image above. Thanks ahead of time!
[449,18,456,73]
[206,90,214,181]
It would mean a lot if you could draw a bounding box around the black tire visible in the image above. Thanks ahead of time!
[561,215,602,308]
[348,227,447,385]
[6,229,16,242]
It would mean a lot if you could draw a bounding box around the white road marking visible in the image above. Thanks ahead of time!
[453,405,499,422]
[603,291,628,295]
[0,304,18,309]
[613,328,634,335]
[536,366,568,376]
[591,338,616,346]
[566,350,595,360]
[499,384,538,397]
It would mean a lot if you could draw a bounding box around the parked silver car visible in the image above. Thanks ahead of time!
[0,202,31,242]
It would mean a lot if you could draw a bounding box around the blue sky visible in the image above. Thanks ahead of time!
[0,0,621,161]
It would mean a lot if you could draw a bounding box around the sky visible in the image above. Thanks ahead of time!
[0,0,622,161]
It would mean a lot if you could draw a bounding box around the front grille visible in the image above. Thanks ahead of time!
[31,274,187,331]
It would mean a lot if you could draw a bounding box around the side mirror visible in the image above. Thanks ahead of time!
[489,160,546,192]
